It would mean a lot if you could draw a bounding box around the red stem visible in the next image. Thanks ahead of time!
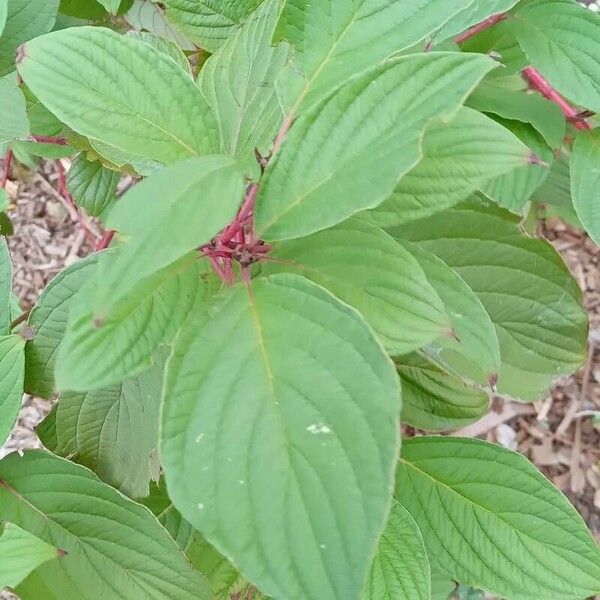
[96,229,115,251]
[1,150,13,189]
[522,66,591,130]
[31,134,68,145]
[454,12,509,44]
[271,112,294,157]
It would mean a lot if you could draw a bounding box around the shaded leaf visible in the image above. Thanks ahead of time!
[0,334,25,446]
[0,73,29,144]
[67,154,119,217]
[0,237,12,333]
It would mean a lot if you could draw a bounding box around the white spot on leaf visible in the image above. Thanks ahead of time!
[306,423,332,434]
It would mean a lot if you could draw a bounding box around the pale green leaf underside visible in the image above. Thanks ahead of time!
[67,154,119,218]
[397,240,500,383]
[479,120,553,213]
[18,26,218,164]
[56,254,212,391]
[0,334,25,446]
[25,254,98,399]
[0,73,29,144]
[264,217,451,355]
[161,273,400,600]
[466,81,566,149]
[199,0,289,159]
[570,129,600,246]
[256,52,496,241]
[38,363,164,498]
[0,451,212,600]
[367,106,529,228]
[0,0,58,76]
[396,437,600,600]
[95,155,244,312]
[275,0,475,111]
[361,500,430,600]
[163,0,263,52]
[127,30,191,74]
[512,0,600,113]
[0,523,58,590]
[391,199,587,400]
[397,353,489,431]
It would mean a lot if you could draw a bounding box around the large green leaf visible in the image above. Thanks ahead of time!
[361,500,430,600]
[0,237,12,334]
[127,30,191,73]
[397,354,489,431]
[274,0,475,111]
[56,254,213,391]
[570,129,600,246]
[256,53,496,241]
[431,0,520,44]
[0,0,59,76]
[480,119,553,213]
[18,26,218,164]
[532,151,571,208]
[0,334,24,446]
[397,240,500,383]
[430,564,456,600]
[0,73,29,144]
[163,0,263,52]
[396,437,600,600]
[391,198,587,400]
[199,0,290,160]
[0,451,212,599]
[67,154,119,218]
[90,155,244,311]
[466,80,566,149]
[0,1,7,35]
[367,106,530,227]
[24,254,98,399]
[511,0,600,113]
[58,0,107,20]
[263,217,451,355]
[161,273,400,600]
[38,362,163,498]
[0,523,59,590]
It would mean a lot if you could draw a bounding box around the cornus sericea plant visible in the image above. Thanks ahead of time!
[2,0,600,598]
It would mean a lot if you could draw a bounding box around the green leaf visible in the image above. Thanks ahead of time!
[56,254,213,391]
[397,354,489,431]
[161,273,400,600]
[58,0,107,20]
[38,362,164,498]
[480,120,553,213]
[532,151,571,208]
[18,26,218,164]
[0,187,8,213]
[0,523,59,590]
[0,0,59,76]
[87,155,244,312]
[199,0,290,160]
[274,0,476,111]
[431,0,520,44]
[256,52,496,241]
[0,237,12,333]
[396,437,600,600]
[67,154,119,218]
[96,0,120,13]
[125,0,194,50]
[361,500,430,600]
[24,254,98,399]
[0,451,212,599]
[430,564,456,600]
[163,0,263,52]
[0,334,24,446]
[466,80,566,148]
[570,129,600,246]
[367,106,530,227]
[397,240,500,383]
[391,198,587,400]
[0,0,7,35]
[88,137,161,176]
[264,217,451,355]
[0,73,29,144]
[511,0,600,113]
[22,86,63,137]
[127,30,191,74]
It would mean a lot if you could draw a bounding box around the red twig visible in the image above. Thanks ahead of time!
[271,112,294,157]
[96,229,115,251]
[31,134,68,145]
[522,66,591,130]
[1,150,13,189]
[454,12,509,44]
